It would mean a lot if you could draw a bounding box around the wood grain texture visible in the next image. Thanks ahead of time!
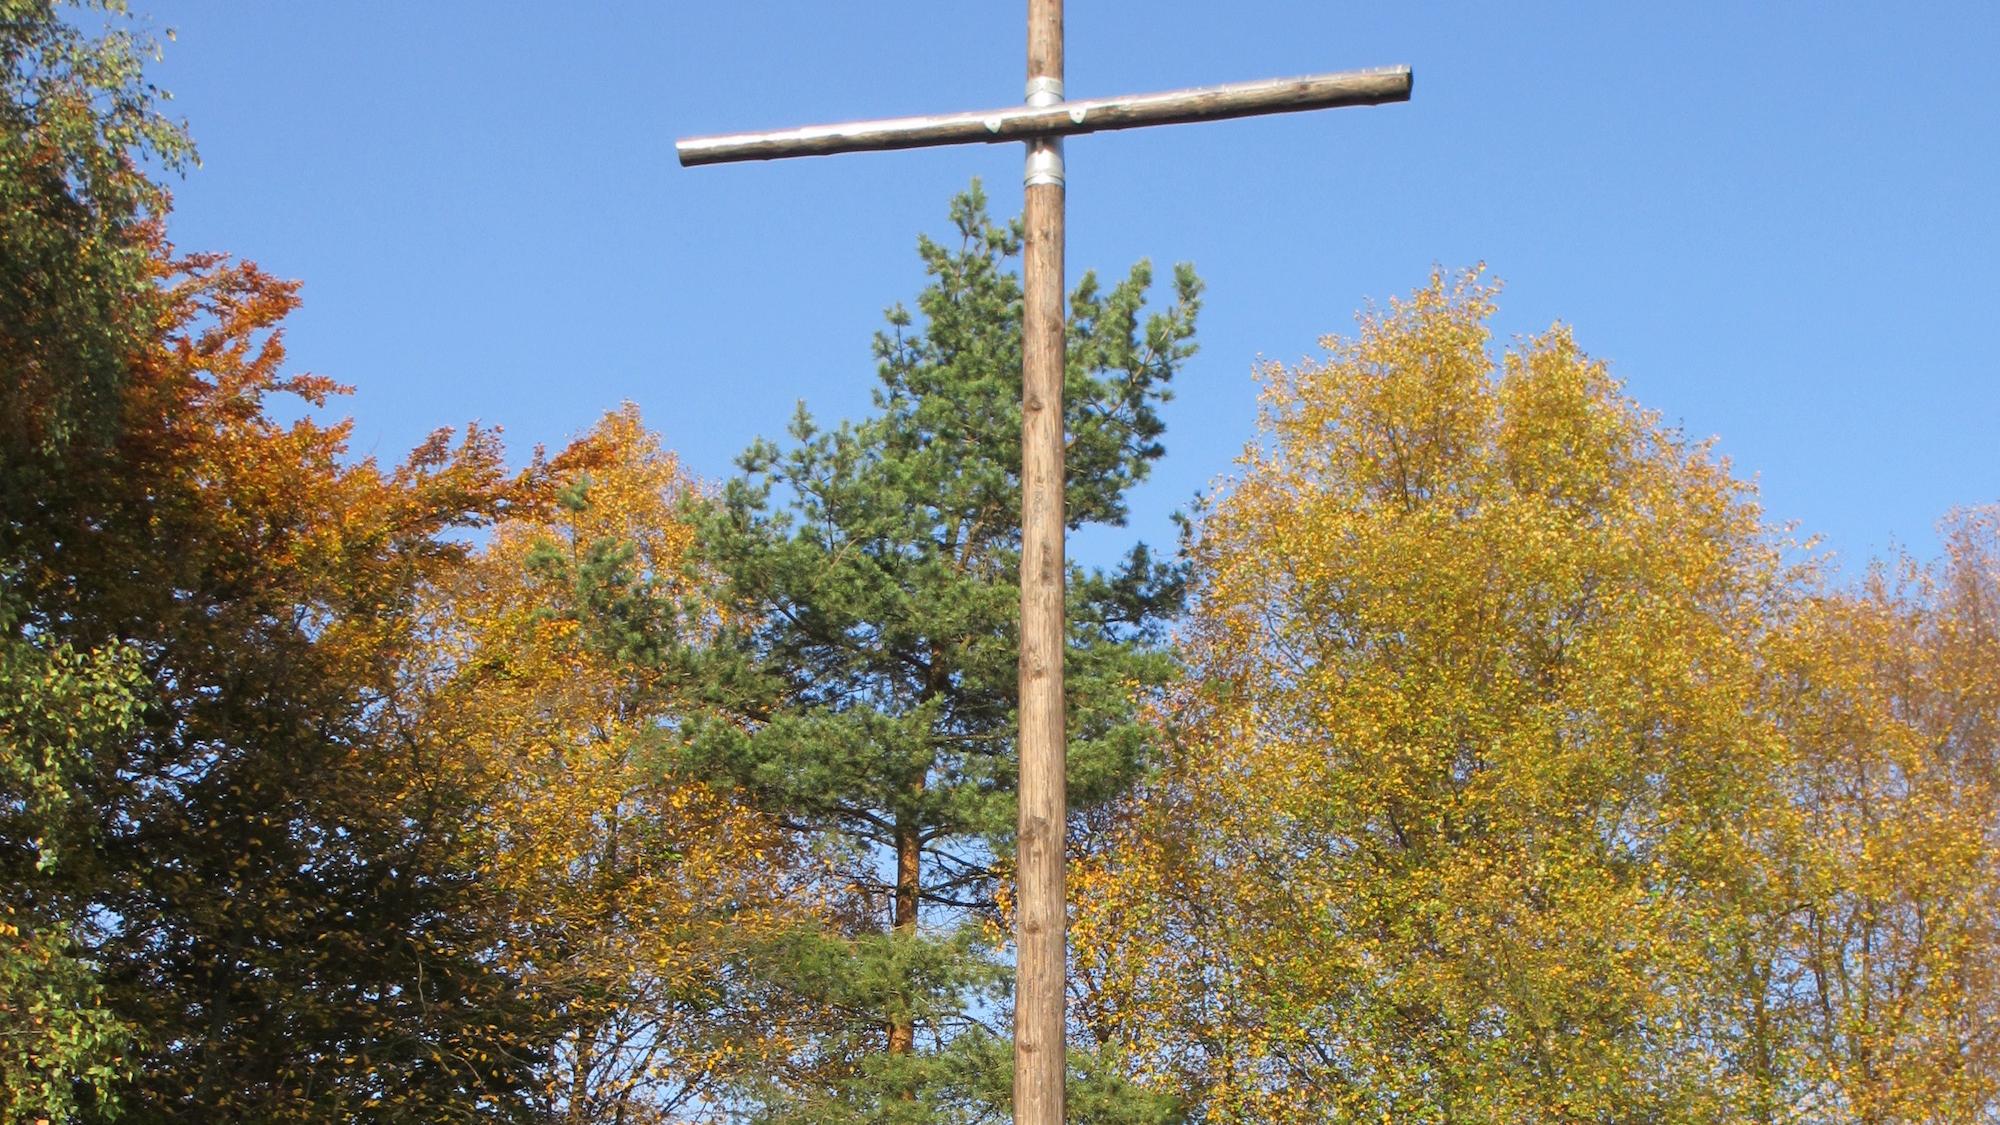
[676,66,1411,166]
[1013,0,1066,1119]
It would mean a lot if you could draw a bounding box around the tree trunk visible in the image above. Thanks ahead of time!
[888,818,920,1061]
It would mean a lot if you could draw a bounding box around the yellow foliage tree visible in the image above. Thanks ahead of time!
[1764,507,2000,1122]
[1073,272,1802,1122]
[411,405,823,1122]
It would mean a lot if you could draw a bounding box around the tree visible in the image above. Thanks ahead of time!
[2,247,554,1121]
[412,404,829,1122]
[1,0,192,456]
[1762,506,2000,1122]
[2,6,188,1115]
[675,184,1196,1121]
[1071,271,1800,1122]
[0,603,144,1121]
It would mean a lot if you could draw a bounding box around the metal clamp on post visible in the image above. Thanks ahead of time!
[1024,76,1065,187]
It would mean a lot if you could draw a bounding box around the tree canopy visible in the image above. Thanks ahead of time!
[1070,273,2000,1123]
[667,184,1194,1121]
[2,9,1995,1119]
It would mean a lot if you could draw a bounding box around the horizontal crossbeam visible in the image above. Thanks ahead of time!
[676,65,1411,167]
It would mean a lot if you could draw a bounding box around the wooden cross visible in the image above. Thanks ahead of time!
[677,6,1410,1120]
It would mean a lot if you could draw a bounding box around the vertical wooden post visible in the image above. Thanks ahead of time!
[677,27,1408,1125]
[1015,0,1066,1120]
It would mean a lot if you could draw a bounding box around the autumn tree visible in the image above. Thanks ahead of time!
[411,404,830,1122]
[0,243,560,1121]
[2,5,188,1116]
[1,0,191,456]
[1761,507,2000,1122]
[1072,271,1801,1122]
[672,185,1194,1121]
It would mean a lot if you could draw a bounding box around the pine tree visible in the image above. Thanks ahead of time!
[677,184,1196,1121]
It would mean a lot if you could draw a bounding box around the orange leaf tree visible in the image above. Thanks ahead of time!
[409,404,830,1122]
[3,245,553,1121]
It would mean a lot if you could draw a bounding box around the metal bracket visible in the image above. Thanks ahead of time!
[1024,76,1065,186]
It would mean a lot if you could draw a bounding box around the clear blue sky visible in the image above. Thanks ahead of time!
[145,2,1996,574]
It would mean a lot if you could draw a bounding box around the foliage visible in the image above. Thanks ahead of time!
[0,601,144,1121]
[1,247,551,1121]
[413,405,828,1122]
[673,184,1199,1119]
[1760,507,2000,1122]
[1072,271,1803,1121]
[2,6,180,1116]
[1,0,192,455]
[5,28,1992,1112]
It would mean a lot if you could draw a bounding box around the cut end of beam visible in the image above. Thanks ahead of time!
[676,64,1413,167]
